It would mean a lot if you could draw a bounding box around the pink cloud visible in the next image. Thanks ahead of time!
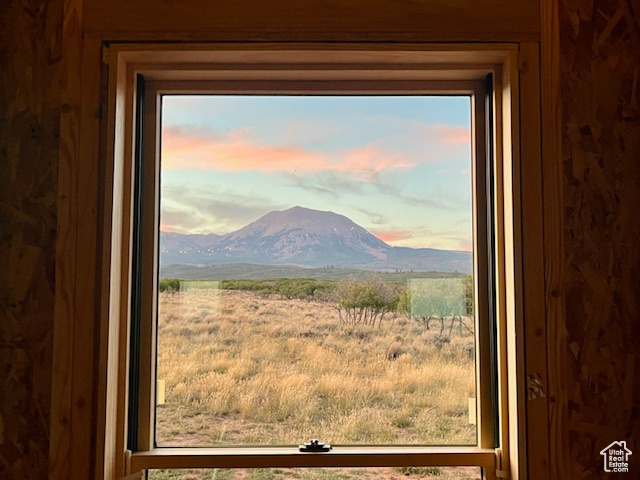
[373,228,473,251]
[161,126,414,175]
[373,230,414,243]
[160,223,182,233]
[458,242,473,252]
[419,124,471,145]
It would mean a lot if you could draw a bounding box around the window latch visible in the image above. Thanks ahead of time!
[299,439,332,452]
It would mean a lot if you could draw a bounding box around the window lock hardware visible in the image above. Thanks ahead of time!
[299,439,332,452]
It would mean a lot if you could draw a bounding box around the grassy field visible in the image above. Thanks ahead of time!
[159,263,469,282]
[154,288,477,479]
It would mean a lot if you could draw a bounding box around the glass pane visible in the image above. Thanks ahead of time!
[148,467,483,480]
[156,96,476,446]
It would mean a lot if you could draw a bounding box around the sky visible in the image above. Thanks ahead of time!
[160,95,473,251]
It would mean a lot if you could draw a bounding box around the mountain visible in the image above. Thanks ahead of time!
[213,206,390,265]
[159,206,472,274]
[160,232,221,253]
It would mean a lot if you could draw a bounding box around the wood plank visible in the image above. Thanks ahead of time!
[491,64,510,470]
[518,42,550,480]
[110,43,518,65]
[491,57,518,478]
[97,38,140,480]
[95,39,118,480]
[494,51,527,480]
[96,45,122,480]
[70,37,103,480]
[130,447,496,471]
[82,0,539,42]
[50,0,83,478]
[540,1,568,479]
[114,52,139,480]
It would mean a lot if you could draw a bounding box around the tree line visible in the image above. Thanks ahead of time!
[159,275,473,334]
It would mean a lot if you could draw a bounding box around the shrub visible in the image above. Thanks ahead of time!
[219,278,335,301]
[159,278,181,292]
[329,276,400,327]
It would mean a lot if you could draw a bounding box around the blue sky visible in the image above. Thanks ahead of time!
[160,95,473,251]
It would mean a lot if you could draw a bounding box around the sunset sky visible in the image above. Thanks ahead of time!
[160,95,473,251]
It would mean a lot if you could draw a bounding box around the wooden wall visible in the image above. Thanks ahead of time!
[0,0,63,478]
[82,0,539,42]
[560,0,640,478]
[0,0,638,479]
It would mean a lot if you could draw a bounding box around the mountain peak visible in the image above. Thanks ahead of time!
[227,206,390,249]
[269,205,347,218]
[257,206,358,233]
[210,206,389,264]
[283,205,316,213]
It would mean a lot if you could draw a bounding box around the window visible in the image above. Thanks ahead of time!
[104,45,525,480]
[153,94,478,452]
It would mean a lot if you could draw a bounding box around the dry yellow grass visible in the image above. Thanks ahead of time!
[153,288,479,479]
[156,289,476,448]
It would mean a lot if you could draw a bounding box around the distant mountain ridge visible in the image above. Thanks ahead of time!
[160,206,472,274]
[161,232,221,252]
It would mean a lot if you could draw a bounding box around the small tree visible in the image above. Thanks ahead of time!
[159,278,181,293]
[330,276,398,328]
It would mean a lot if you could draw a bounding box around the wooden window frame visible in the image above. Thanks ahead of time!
[100,43,535,480]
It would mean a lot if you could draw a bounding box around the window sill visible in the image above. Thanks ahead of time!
[129,446,496,471]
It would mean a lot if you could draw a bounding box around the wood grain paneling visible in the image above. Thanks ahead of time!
[83,0,540,42]
[560,0,640,477]
[0,0,63,478]
[50,0,105,478]
[541,1,569,479]
[49,0,83,477]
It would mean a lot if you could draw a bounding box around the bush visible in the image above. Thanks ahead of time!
[159,278,181,292]
[219,278,335,301]
[329,276,400,327]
